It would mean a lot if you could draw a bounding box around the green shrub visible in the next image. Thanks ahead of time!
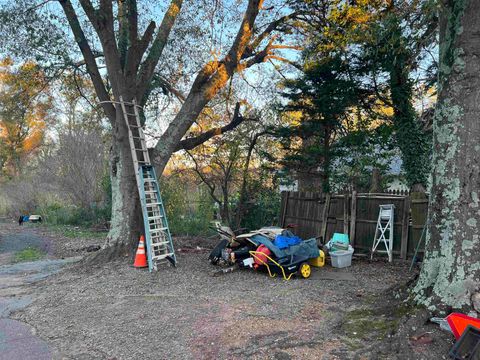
[37,202,110,227]
[160,176,215,236]
[238,188,281,231]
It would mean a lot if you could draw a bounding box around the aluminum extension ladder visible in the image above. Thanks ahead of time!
[371,204,395,262]
[120,97,176,271]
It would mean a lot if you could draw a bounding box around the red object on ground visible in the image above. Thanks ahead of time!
[133,235,148,268]
[253,244,271,269]
[447,313,480,339]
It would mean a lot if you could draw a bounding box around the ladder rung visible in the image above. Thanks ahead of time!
[132,136,144,140]
[146,202,162,206]
[135,148,148,152]
[147,213,162,218]
[150,224,168,229]
[150,229,167,237]
[151,241,169,247]
[150,227,168,232]
[148,215,164,221]
[152,253,174,261]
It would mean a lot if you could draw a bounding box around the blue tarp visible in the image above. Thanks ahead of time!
[274,234,302,249]
[249,234,319,261]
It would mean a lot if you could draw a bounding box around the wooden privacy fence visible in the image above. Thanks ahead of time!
[279,191,429,259]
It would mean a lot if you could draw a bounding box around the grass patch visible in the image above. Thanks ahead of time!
[341,308,399,341]
[340,304,417,351]
[14,247,44,263]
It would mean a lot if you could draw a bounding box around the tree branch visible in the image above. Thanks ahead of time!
[175,102,246,152]
[126,0,138,47]
[137,0,184,100]
[79,0,123,95]
[243,11,301,59]
[153,74,186,102]
[58,0,115,120]
[152,1,299,174]
[117,0,129,69]
[185,150,221,205]
[225,0,262,65]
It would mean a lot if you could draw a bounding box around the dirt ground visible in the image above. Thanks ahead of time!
[1,220,454,359]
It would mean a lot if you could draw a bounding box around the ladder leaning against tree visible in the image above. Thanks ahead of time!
[108,97,177,271]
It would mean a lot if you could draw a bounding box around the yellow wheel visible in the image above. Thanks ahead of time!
[298,262,311,279]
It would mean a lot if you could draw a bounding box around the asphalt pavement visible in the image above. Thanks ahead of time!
[0,219,80,360]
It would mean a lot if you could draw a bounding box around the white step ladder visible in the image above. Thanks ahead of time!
[371,204,395,262]
[119,97,176,271]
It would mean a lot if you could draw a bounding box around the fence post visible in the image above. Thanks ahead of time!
[349,191,357,246]
[280,191,290,227]
[320,193,331,243]
[343,193,349,235]
[410,191,428,257]
[400,195,410,260]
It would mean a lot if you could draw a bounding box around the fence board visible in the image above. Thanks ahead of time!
[279,191,429,259]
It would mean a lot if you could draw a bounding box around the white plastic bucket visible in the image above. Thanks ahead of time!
[330,246,354,268]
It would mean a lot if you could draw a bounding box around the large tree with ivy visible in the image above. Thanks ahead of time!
[0,0,300,258]
[413,0,480,315]
[374,0,436,191]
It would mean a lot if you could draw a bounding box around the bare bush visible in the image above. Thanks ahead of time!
[1,178,40,217]
[38,130,107,208]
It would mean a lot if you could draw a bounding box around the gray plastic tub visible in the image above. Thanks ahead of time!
[330,247,354,268]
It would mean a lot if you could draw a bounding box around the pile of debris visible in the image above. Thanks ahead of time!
[209,225,355,280]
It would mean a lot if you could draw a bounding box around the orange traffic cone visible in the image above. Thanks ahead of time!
[133,235,148,268]
[447,313,480,339]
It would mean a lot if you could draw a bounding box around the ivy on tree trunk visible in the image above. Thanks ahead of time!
[386,14,431,190]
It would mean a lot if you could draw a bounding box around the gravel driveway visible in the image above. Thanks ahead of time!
[0,219,450,359]
[12,252,419,360]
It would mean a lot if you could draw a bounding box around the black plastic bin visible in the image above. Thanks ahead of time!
[450,325,480,360]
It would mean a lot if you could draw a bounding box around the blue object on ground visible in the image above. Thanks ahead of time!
[332,233,349,243]
[274,234,302,249]
[249,235,284,258]
[326,233,350,251]
[249,234,319,260]
[22,216,29,222]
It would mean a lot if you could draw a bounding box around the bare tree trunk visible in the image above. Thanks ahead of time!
[92,108,143,261]
[369,168,382,193]
[234,134,259,229]
[221,186,231,227]
[413,0,480,315]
